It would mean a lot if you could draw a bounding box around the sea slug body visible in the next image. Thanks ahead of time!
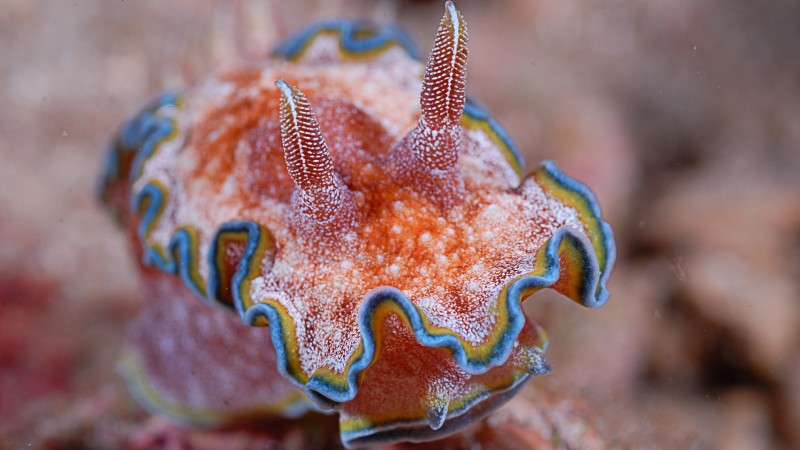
[99,2,615,447]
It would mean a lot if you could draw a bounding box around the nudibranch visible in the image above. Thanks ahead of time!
[99,2,614,447]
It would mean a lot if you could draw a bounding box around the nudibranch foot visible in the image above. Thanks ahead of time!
[100,1,615,447]
[120,273,309,425]
[333,306,549,447]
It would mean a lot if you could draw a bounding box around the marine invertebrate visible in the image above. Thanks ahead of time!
[99,2,615,447]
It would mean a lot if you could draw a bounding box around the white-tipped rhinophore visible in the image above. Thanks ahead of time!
[412,0,469,172]
[276,78,344,223]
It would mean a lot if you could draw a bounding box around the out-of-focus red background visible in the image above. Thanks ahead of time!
[2,1,799,448]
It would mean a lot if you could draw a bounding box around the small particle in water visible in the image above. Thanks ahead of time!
[669,257,689,282]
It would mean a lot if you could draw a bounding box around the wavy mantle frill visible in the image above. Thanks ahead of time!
[99,19,615,447]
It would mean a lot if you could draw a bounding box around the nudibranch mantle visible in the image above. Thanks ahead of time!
[100,3,614,447]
